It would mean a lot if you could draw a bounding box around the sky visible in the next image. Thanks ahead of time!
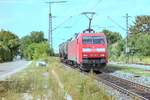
[0,0,150,52]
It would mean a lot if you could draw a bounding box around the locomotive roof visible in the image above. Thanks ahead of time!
[59,33,106,47]
[77,33,106,38]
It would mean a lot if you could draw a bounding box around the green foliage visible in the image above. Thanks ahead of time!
[0,29,20,62]
[102,29,122,45]
[23,42,51,60]
[0,43,12,62]
[107,64,150,77]
[20,36,33,58]
[30,31,46,43]
[20,31,54,60]
[103,16,150,62]
[128,16,150,57]
[130,16,150,34]
[129,33,150,56]
[109,40,125,60]
[0,30,53,62]
[101,29,124,60]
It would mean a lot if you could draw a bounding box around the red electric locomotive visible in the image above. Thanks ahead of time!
[59,32,108,72]
[59,12,108,71]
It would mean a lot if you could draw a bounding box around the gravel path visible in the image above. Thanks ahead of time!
[109,62,150,70]
[0,60,31,80]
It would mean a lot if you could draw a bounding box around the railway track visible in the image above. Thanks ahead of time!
[62,63,150,100]
[97,73,150,100]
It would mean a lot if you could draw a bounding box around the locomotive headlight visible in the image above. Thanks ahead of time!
[82,48,91,52]
[96,48,105,52]
[83,54,88,57]
[100,54,105,57]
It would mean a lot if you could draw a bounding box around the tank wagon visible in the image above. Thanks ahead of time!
[59,32,108,72]
[59,42,68,60]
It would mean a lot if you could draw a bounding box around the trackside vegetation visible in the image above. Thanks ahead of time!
[1,16,150,63]
[20,31,54,60]
[0,57,113,100]
[0,30,54,62]
[103,16,150,63]
[0,29,20,62]
[106,64,150,77]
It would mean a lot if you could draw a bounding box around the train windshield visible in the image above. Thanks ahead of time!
[82,36,105,44]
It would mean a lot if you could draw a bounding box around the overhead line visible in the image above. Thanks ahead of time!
[52,16,73,31]
[107,16,126,31]
[91,0,103,11]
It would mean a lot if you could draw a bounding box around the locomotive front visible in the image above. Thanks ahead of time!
[78,33,108,71]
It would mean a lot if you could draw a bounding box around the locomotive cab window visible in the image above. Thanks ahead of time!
[93,36,105,44]
[82,36,92,44]
[82,36,105,44]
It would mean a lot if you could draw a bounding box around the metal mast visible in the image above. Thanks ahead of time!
[125,13,131,63]
[46,1,67,48]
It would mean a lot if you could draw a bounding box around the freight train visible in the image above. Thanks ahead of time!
[59,30,108,72]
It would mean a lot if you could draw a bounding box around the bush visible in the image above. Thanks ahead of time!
[129,33,150,56]
[108,40,125,61]
[0,43,12,62]
[20,31,54,60]
[0,29,19,62]
[23,42,52,60]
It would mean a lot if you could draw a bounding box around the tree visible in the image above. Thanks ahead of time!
[128,16,150,57]
[20,31,54,60]
[101,29,124,60]
[0,29,20,62]
[102,29,122,45]
[23,42,51,60]
[130,16,150,34]
[0,42,11,62]
[129,33,150,56]
[109,40,125,59]
[20,36,32,58]
[30,31,45,43]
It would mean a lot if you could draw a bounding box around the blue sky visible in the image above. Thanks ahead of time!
[0,0,150,52]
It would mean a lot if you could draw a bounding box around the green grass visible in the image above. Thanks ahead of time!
[107,64,150,77]
[48,57,113,100]
[0,57,113,100]
[0,62,51,99]
[109,55,150,64]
